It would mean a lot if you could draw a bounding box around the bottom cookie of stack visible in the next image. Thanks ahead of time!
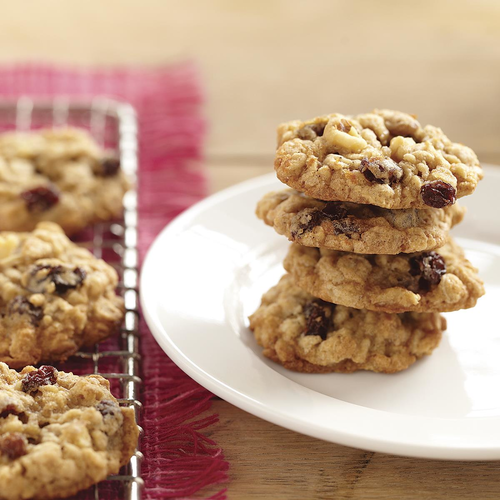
[249,274,445,374]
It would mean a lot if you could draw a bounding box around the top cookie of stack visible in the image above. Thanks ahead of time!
[258,109,482,255]
[275,108,482,209]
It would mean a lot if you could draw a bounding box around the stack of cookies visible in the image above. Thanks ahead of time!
[250,109,485,374]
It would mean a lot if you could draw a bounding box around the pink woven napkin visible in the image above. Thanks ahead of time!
[0,63,229,499]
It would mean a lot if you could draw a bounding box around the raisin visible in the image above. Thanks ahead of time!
[361,166,379,184]
[0,404,19,419]
[21,365,58,393]
[51,267,86,294]
[291,210,323,239]
[303,300,333,340]
[20,186,60,213]
[297,122,326,140]
[0,433,27,459]
[9,296,43,326]
[420,180,456,208]
[26,265,86,294]
[360,157,403,185]
[100,156,121,177]
[96,399,119,417]
[409,251,446,292]
[320,202,348,220]
[311,123,326,136]
[305,210,324,228]
[293,205,358,239]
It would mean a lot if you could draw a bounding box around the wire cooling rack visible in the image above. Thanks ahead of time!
[0,97,144,500]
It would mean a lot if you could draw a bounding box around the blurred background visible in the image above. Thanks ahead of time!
[0,0,498,192]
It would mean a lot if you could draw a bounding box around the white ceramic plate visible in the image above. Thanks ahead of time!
[141,166,500,460]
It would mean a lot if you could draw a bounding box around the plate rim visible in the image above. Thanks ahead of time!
[141,165,500,460]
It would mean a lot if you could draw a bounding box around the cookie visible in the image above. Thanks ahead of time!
[284,238,484,313]
[249,274,445,374]
[0,127,129,235]
[0,363,138,500]
[275,109,482,209]
[0,222,124,368]
[256,189,465,254]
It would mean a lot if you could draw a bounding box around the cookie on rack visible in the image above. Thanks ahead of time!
[275,109,482,209]
[284,238,484,313]
[249,274,445,374]
[0,362,138,500]
[0,222,124,368]
[256,189,465,254]
[0,127,129,235]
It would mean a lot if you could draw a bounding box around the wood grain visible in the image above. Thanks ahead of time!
[204,401,500,500]
[0,1,498,498]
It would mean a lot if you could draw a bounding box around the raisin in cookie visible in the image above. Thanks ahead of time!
[284,238,484,313]
[256,189,465,254]
[0,363,138,500]
[0,127,129,235]
[275,109,482,209]
[249,274,445,374]
[0,222,124,368]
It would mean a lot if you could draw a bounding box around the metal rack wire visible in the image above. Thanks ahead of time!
[0,98,144,500]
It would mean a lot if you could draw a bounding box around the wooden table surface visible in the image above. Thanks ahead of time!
[0,1,499,498]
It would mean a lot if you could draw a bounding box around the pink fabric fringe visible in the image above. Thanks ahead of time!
[0,63,229,499]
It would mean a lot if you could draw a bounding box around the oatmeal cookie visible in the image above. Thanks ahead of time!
[284,238,484,313]
[256,189,465,254]
[275,109,482,209]
[0,222,124,368]
[0,127,129,235]
[0,363,138,500]
[249,274,445,374]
